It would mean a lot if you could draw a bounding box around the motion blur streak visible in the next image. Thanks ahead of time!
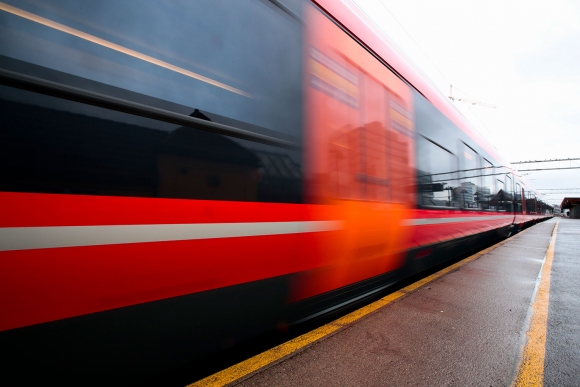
[293,5,415,300]
[0,2,251,97]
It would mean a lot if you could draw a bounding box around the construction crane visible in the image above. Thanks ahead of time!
[448,85,496,108]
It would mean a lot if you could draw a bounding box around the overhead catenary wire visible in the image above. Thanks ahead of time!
[376,2,496,110]
[536,188,580,191]
[465,103,496,139]
[376,0,453,87]
[365,1,498,147]
[511,158,580,164]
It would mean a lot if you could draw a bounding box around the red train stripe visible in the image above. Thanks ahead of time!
[0,192,328,227]
[0,232,326,332]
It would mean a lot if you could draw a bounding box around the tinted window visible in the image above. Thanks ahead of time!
[494,178,510,211]
[0,0,305,202]
[0,86,303,202]
[479,159,495,211]
[496,179,504,210]
[525,191,536,213]
[0,0,304,139]
[459,144,480,209]
[416,136,459,208]
[504,175,513,212]
[515,183,522,213]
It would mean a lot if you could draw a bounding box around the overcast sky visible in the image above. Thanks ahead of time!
[352,0,580,205]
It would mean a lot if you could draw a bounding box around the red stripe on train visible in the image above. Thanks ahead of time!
[0,231,327,332]
[0,192,327,227]
[409,209,514,247]
[0,192,338,331]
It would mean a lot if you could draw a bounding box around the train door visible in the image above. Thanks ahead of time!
[291,5,415,300]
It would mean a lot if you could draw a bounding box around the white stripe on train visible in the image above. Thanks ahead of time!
[0,215,516,251]
[0,221,342,251]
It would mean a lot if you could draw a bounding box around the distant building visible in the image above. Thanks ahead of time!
[561,197,580,218]
[454,182,476,208]
[477,186,491,200]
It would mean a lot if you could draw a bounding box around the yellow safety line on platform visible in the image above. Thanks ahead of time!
[512,220,559,387]
[186,226,540,387]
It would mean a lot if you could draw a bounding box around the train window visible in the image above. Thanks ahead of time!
[504,175,513,212]
[479,158,495,211]
[0,85,303,203]
[495,178,507,211]
[515,182,522,213]
[459,144,480,209]
[304,4,416,206]
[525,191,536,214]
[0,0,305,140]
[505,175,512,193]
[416,136,459,208]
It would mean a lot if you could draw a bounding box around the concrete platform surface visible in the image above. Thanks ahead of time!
[545,218,580,386]
[225,218,579,387]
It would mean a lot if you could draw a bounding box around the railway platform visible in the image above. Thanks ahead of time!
[190,217,580,387]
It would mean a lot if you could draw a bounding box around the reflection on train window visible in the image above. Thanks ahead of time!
[0,86,303,203]
[316,56,413,204]
[525,191,536,214]
[459,143,480,209]
[479,159,495,211]
[515,182,522,213]
[505,175,512,193]
[504,175,513,212]
[0,0,304,139]
[416,136,459,208]
[495,178,508,211]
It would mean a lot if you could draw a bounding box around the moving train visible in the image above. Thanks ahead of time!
[0,0,552,383]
